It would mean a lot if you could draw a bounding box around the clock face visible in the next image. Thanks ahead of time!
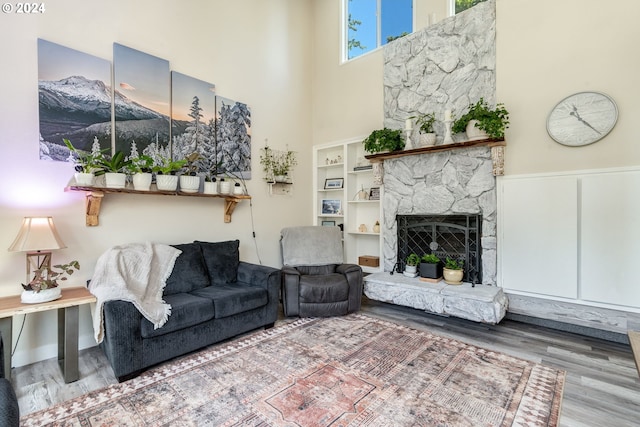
[547,92,618,147]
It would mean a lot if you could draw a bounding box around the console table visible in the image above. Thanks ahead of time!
[0,287,96,383]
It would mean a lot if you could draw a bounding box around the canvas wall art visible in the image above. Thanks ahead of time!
[171,71,216,174]
[37,39,112,161]
[113,43,170,157]
[215,96,252,179]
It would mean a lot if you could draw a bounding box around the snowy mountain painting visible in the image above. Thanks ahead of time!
[38,39,112,161]
[113,43,170,156]
[214,96,252,179]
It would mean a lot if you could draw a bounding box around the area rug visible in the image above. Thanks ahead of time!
[22,314,565,426]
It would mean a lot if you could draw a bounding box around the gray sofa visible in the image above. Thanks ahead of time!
[99,240,280,382]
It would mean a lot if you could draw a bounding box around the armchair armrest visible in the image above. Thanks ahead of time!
[336,263,363,314]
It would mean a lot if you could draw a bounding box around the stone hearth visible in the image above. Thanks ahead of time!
[364,272,507,324]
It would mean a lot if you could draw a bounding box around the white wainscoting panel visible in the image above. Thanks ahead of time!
[499,176,578,298]
[580,171,640,308]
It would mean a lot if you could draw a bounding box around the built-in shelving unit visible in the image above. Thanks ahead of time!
[65,185,250,226]
[313,138,383,273]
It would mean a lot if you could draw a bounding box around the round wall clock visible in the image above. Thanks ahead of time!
[546,91,618,147]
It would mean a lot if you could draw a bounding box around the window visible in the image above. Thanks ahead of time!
[344,0,413,61]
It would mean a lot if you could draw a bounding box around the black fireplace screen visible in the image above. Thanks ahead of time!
[396,214,482,284]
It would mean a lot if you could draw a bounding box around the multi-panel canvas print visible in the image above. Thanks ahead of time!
[215,96,252,179]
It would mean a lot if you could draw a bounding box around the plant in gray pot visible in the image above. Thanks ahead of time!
[419,253,442,280]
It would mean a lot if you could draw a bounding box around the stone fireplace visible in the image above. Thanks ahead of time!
[380,144,498,285]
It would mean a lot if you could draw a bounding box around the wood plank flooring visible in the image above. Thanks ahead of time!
[12,297,640,426]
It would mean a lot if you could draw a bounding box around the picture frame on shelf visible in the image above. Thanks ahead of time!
[321,220,336,226]
[321,199,342,215]
[369,187,380,200]
[324,178,344,189]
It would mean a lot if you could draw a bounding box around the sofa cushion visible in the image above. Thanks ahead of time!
[196,240,240,285]
[164,243,210,295]
[191,285,267,319]
[141,293,214,339]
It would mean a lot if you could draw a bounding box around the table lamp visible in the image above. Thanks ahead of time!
[8,217,67,287]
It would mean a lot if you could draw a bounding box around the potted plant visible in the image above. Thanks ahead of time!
[203,172,218,195]
[21,260,80,304]
[451,98,510,140]
[126,152,154,191]
[260,145,297,183]
[179,152,202,193]
[419,253,442,279]
[99,150,132,189]
[152,156,187,191]
[362,128,405,154]
[404,253,420,276]
[410,113,436,147]
[64,138,106,186]
[443,257,464,285]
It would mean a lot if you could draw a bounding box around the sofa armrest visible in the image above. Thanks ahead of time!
[101,300,144,381]
[237,262,281,325]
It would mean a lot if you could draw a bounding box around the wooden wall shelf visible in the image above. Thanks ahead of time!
[65,185,251,226]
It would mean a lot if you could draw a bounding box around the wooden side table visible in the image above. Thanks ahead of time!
[0,287,96,383]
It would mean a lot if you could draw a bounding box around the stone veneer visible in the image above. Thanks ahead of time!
[381,1,498,285]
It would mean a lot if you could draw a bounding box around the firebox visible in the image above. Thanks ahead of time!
[396,214,482,284]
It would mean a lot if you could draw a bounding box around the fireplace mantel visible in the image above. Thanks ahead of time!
[365,138,506,177]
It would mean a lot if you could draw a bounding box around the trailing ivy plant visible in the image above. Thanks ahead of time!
[451,98,510,139]
[362,128,405,153]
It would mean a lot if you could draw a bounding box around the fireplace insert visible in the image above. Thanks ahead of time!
[396,214,482,284]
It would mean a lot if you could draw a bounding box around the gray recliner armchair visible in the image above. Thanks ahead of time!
[281,226,363,317]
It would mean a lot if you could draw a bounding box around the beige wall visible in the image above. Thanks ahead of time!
[0,0,313,366]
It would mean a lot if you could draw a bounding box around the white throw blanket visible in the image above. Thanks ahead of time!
[89,242,181,343]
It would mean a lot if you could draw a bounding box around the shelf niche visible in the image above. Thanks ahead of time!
[65,185,250,226]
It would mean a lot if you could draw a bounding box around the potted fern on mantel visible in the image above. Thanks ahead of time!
[452,98,510,141]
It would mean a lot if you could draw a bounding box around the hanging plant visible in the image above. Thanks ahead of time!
[259,142,297,182]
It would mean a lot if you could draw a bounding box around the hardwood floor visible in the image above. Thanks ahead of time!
[12,298,640,426]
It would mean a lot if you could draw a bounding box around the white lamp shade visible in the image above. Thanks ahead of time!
[8,217,66,252]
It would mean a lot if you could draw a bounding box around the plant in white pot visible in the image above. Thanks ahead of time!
[179,152,202,193]
[21,260,79,303]
[99,150,131,189]
[404,253,420,277]
[64,138,106,186]
[443,257,464,285]
[411,112,437,147]
[451,98,510,141]
[152,156,187,191]
[126,142,154,191]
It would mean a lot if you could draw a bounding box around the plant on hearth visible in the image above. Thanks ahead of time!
[362,128,404,153]
[406,253,421,267]
[419,253,442,279]
[421,253,440,264]
[444,257,463,270]
[451,98,510,139]
[23,260,80,293]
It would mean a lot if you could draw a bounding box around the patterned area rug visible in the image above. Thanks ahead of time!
[22,314,565,426]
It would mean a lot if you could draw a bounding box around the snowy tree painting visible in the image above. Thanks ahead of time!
[38,39,112,161]
[215,96,252,179]
[170,72,216,174]
[113,43,170,155]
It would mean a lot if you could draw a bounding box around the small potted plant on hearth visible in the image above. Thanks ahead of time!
[452,98,510,141]
[443,257,464,285]
[419,253,442,280]
[404,253,420,277]
[21,260,80,304]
